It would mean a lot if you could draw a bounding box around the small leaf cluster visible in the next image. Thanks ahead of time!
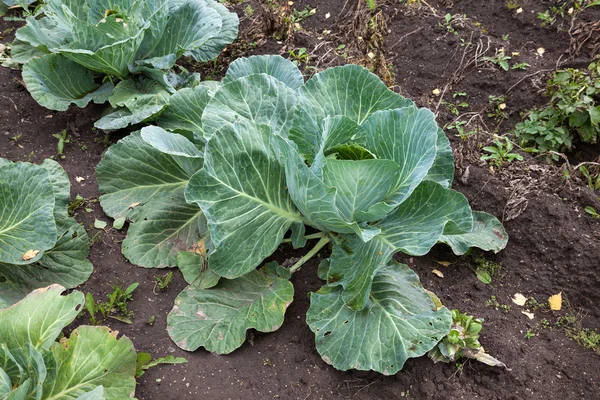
[515,57,600,159]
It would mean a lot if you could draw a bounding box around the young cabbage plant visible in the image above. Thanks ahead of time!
[8,0,238,130]
[97,55,508,375]
[0,158,92,308]
[0,285,138,399]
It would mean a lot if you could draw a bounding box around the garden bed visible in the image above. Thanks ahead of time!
[1,0,599,399]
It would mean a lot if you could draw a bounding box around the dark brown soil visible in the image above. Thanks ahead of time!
[1,1,600,399]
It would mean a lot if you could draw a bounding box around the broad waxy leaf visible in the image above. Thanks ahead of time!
[290,64,413,160]
[184,0,239,62]
[307,262,452,375]
[0,218,93,307]
[40,159,70,220]
[158,81,220,135]
[202,74,297,138]
[361,107,439,206]
[94,77,171,130]
[186,121,302,278]
[440,211,508,255]
[167,264,294,354]
[0,285,83,351]
[141,126,203,158]
[0,162,56,265]
[42,326,137,399]
[425,128,455,187]
[223,55,304,90]
[21,54,114,112]
[148,0,221,63]
[122,192,208,268]
[177,251,219,288]
[97,131,203,219]
[325,181,473,310]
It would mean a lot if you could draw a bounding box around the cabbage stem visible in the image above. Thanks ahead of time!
[281,232,325,243]
[289,236,330,274]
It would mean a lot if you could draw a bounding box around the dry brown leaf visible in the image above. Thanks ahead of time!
[512,293,527,306]
[432,269,444,278]
[548,292,562,311]
[521,311,534,319]
[22,249,40,261]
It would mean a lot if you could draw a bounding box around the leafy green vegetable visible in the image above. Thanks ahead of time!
[97,56,509,374]
[0,285,137,399]
[9,0,238,128]
[0,158,92,308]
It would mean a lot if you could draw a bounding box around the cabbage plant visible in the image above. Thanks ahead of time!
[0,285,137,399]
[9,0,238,129]
[97,56,508,374]
[0,158,92,308]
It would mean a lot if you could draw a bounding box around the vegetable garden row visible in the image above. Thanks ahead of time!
[0,0,598,399]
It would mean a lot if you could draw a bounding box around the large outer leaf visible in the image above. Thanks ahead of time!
[185,121,302,279]
[0,162,56,265]
[42,326,137,399]
[440,211,508,255]
[185,0,239,62]
[97,131,203,219]
[201,74,297,138]
[290,64,413,160]
[223,55,303,90]
[40,159,70,220]
[22,54,113,111]
[167,264,293,353]
[326,181,473,310]
[122,192,208,268]
[141,126,203,158]
[0,218,93,307]
[0,285,83,351]
[148,0,221,62]
[425,128,455,187]
[307,262,452,375]
[158,81,220,135]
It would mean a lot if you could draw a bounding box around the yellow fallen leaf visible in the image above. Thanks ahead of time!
[499,103,507,110]
[512,293,527,306]
[512,52,520,56]
[521,311,534,319]
[536,47,545,57]
[436,261,452,267]
[432,88,441,96]
[548,292,562,311]
[432,269,444,278]
[22,249,40,261]
[516,7,523,14]
[325,12,330,19]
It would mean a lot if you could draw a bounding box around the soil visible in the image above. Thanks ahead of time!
[1,1,600,399]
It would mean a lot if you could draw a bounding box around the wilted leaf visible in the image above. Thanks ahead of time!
[512,293,527,306]
[521,311,534,319]
[22,250,40,261]
[548,292,562,311]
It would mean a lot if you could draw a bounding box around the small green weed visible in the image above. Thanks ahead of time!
[480,49,511,71]
[584,206,600,219]
[84,282,139,325]
[154,271,173,292]
[52,129,70,159]
[473,256,504,284]
[481,137,523,168]
[485,295,512,313]
[515,56,600,159]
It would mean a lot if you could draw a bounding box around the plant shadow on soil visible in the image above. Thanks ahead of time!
[1,0,600,399]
